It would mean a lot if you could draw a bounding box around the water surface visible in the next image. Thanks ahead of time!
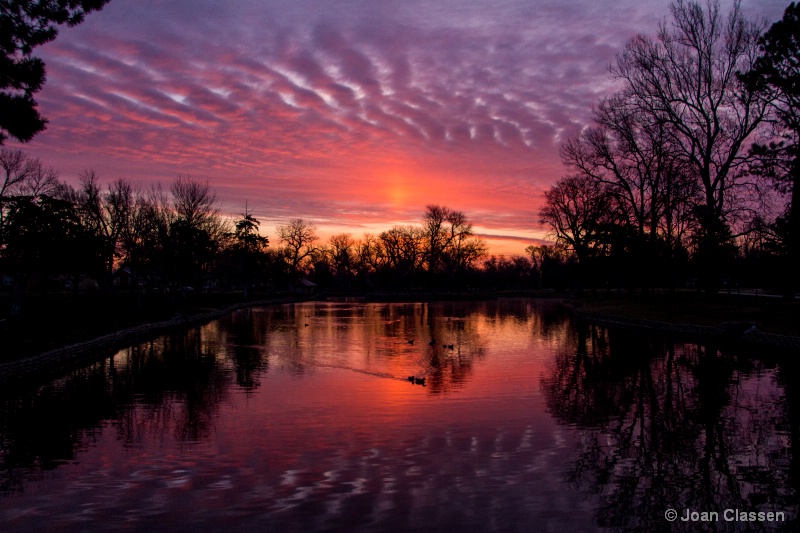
[1,300,797,531]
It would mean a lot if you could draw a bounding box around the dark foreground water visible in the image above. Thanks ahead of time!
[1,300,798,532]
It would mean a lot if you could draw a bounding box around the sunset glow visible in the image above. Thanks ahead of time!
[8,0,786,255]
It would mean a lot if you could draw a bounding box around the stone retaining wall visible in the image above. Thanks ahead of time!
[0,298,297,384]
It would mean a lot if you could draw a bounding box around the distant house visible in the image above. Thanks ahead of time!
[113,266,147,289]
[47,274,74,292]
[52,274,98,292]
[112,266,133,288]
[292,277,318,296]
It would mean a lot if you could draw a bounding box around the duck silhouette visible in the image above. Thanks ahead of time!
[414,377,426,386]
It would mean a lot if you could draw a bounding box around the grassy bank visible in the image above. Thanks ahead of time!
[573,291,800,337]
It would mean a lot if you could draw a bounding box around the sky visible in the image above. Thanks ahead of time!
[8,0,788,255]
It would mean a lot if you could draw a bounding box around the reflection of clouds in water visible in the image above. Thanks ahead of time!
[218,424,586,531]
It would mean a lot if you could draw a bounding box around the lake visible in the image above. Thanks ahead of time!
[1,299,797,531]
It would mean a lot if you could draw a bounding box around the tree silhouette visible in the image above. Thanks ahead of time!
[378,225,423,290]
[326,233,356,291]
[1,0,110,143]
[277,218,318,274]
[60,171,129,290]
[0,148,57,245]
[744,2,800,298]
[228,209,269,296]
[167,177,225,289]
[612,0,768,292]
[421,205,485,290]
[561,93,695,290]
[1,192,103,284]
[539,174,615,288]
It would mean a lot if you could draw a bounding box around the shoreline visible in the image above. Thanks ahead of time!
[0,297,298,385]
[3,293,799,385]
[568,302,800,352]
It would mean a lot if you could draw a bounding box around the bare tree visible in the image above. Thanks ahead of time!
[563,95,693,242]
[0,150,32,196]
[612,0,768,290]
[440,209,486,287]
[60,171,133,287]
[380,225,424,276]
[277,218,318,273]
[170,176,224,237]
[165,177,226,288]
[356,233,383,272]
[126,185,171,285]
[327,233,355,283]
[539,175,614,266]
[0,148,58,244]
[17,161,59,197]
[422,205,450,275]
[561,92,696,287]
[421,206,484,271]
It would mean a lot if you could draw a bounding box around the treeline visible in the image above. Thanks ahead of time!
[0,149,504,300]
[538,1,800,296]
[0,151,238,296]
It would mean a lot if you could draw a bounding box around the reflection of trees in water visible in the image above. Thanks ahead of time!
[542,323,799,531]
[245,302,495,393]
[0,360,117,494]
[222,308,270,390]
[422,302,483,393]
[422,299,570,394]
[113,327,229,444]
[777,358,800,503]
[227,300,572,395]
[0,325,231,494]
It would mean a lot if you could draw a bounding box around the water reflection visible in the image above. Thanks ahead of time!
[542,324,800,530]
[0,327,229,494]
[0,300,795,531]
[0,302,559,491]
